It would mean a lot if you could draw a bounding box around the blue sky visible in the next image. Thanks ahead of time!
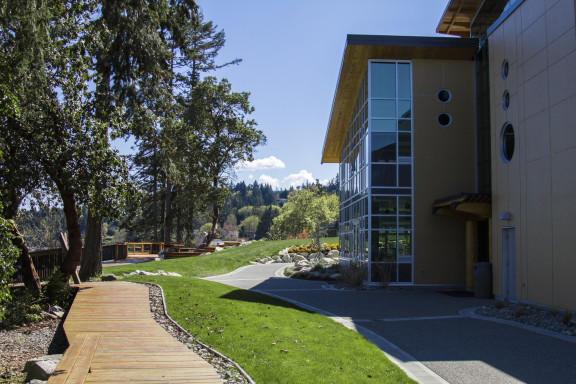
[118,0,453,189]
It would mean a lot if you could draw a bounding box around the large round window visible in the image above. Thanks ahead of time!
[500,122,515,162]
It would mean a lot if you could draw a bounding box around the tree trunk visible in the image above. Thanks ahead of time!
[79,211,102,281]
[163,181,173,243]
[206,205,220,246]
[59,189,82,284]
[9,222,42,295]
[175,206,182,243]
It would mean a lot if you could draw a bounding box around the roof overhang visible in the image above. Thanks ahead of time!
[437,0,511,37]
[433,193,492,220]
[322,35,478,164]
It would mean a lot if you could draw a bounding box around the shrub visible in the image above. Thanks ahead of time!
[341,261,367,287]
[493,300,505,309]
[514,306,526,318]
[562,310,573,325]
[4,288,42,326]
[45,269,73,308]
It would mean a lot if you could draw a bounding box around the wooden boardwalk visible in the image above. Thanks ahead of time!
[48,282,222,383]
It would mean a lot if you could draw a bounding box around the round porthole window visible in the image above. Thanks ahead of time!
[501,59,509,80]
[500,122,515,162]
[437,113,452,127]
[502,90,510,110]
[437,89,451,103]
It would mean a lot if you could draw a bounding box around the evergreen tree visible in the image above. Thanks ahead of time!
[255,205,274,240]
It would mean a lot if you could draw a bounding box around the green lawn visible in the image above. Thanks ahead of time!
[125,275,415,384]
[105,238,338,278]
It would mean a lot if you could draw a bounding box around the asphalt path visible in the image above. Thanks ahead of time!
[205,263,576,384]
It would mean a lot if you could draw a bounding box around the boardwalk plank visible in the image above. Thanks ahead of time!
[48,282,221,384]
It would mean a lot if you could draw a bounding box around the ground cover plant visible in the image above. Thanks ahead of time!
[126,275,415,384]
[105,238,338,278]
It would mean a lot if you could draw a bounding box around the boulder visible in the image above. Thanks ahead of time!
[329,273,342,280]
[195,231,208,249]
[323,258,335,265]
[328,250,340,258]
[166,272,182,277]
[24,355,62,382]
[300,252,309,258]
[293,255,306,262]
[308,252,322,261]
[281,254,292,263]
[49,306,65,319]
[101,274,117,281]
[272,255,280,260]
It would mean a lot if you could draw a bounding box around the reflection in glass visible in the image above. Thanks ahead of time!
[371,230,397,262]
[372,216,396,229]
[398,196,412,214]
[371,62,396,98]
[398,120,411,132]
[398,133,411,157]
[398,165,411,187]
[398,100,411,118]
[371,133,396,163]
[372,196,397,215]
[372,164,397,187]
[371,100,396,117]
[372,119,396,132]
[399,217,412,229]
[398,63,411,99]
[398,231,412,256]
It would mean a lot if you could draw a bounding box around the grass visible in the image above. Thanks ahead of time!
[125,275,415,384]
[104,238,338,278]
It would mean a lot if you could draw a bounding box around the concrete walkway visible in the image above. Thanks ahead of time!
[205,263,576,384]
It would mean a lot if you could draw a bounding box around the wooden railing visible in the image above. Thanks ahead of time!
[11,248,65,282]
[125,242,164,255]
[102,243,128,262]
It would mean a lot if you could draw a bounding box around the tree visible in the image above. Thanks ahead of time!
[0,206,18,321]
[184,77,265,245]
[0,0,136,282]
[268,186,338,240]
[255,205,275,240]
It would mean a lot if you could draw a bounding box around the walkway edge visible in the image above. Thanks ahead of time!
[253,289,450,384]
[149,282,257,384]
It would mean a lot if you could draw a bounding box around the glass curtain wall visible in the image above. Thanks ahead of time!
[339,71,369,263]
[369,61,413,284]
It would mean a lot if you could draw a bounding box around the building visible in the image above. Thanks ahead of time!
[322,0,576,311]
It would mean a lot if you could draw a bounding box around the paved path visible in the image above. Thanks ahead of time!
[48,282,221,384]
[205,264,576,384]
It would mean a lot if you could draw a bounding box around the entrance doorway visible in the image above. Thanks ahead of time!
[502,227,516,300]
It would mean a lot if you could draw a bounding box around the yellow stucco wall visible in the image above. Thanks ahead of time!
[412,59,476,285]
[488,0,576,310]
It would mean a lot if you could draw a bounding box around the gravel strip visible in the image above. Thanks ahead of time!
[475,303,576,336]
[145,283,254,384]
[0,318,67,380]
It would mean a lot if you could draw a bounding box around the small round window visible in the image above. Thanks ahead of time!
[437,89,451,103]
[500,122,515,162]
[501,59,509,80]
[437,113,452,127]
[502,90,510,110]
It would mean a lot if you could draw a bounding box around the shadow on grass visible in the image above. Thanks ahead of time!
[220,288,314,314]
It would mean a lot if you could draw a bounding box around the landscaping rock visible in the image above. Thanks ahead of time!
[294,255,306,262]
[28,380,48,384]
[300,252,309,258]
[272,255,280,260]
[210,239,224,246]
[329,273,342,280]
[165,272,182,277]
[24,355,62,381]
[308,252,322,261]
[101,274,118,281]
[281,254,292,263]
[323,257,335,265]
[328,250,340,258]
[138,270,155,276]
[49,306,65,319]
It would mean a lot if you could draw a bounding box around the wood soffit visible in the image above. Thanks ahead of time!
[436,0,484,37]
[322,35,478,164]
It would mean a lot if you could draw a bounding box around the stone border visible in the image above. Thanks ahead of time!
[144,282,256,384]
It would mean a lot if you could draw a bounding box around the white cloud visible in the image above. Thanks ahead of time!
[248,174,254,179]
[258,174,280,189]
[284,170,315,187]
[236,156,286,172]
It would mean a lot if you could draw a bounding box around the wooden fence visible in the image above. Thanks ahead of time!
[11,248,65,282]
[102,243,128,262]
